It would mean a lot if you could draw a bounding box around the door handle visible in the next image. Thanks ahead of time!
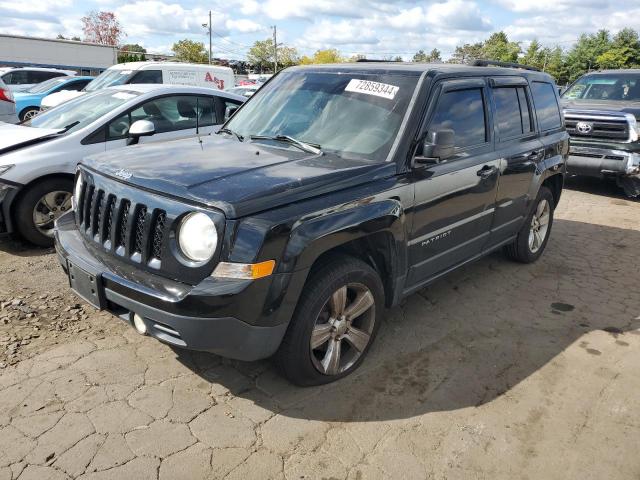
[528,149,543,160]
[477,165,498,179]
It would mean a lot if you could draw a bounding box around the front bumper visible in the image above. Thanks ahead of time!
[0,113,19,124]
[567,145,640,178]
[54,212,289,361]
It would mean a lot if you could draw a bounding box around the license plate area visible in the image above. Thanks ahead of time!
[67,261,105,309]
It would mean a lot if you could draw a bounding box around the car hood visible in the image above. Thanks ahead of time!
[0,123,61,154]
[82,134,395,218]
[562,99,640,118]
[41,90,84,108]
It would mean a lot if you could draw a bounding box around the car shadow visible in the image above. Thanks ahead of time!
[0,235,53,257]
[565,175,638,201]
[172,217,640,422]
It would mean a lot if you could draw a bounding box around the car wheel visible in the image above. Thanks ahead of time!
[14,177,73,247]
[504,186,555,263]
[275,254,384,386]
[19,107,40,122]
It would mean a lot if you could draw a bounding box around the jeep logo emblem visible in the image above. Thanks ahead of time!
[576,121,593,134]
[114,168,133,180]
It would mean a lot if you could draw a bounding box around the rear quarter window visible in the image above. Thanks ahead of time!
[531,81,562,131]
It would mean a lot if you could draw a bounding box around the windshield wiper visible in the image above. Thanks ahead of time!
[59,121,81,133]
[250,135,322,155]
[216,127,244,142]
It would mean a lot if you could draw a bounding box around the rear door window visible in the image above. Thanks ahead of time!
[531,81,562,131]
[429,88,487,148]
[493,86,534,140]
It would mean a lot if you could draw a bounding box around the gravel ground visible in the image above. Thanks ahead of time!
[0,177,639,480]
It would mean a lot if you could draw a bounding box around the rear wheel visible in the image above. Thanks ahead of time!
[14,177,73,247]
[19,107,40,122]
[504,186,554,263]
[276,255,384,386]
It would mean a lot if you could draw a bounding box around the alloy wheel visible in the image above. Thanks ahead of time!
[32,191,72,238]
[529,198,550,253]
[310,282,376,375]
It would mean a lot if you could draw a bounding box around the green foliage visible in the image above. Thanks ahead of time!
[482,32,521,62]
[449,42,484,64]
[300,49,344,65]
[413,49,442,63]
[171,39,208,64]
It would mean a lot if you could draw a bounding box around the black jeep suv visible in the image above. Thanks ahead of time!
[562,69,640,197]
[55,61,568,385]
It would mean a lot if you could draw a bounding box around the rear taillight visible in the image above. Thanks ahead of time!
[0,88,14,103]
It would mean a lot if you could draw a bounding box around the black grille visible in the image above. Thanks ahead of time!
[118,201,130,248]
[565,113,630,141]
[74,172,221,284]
[104,196,116,243]
[152,212,166,259]
[133,206,147,254]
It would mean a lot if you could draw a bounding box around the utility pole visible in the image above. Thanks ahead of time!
[272,25,278,73]
[208,11,212,64]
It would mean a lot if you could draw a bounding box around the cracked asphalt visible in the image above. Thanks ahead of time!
[1,177,639,480]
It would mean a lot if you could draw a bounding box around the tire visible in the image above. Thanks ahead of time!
[504,186,555,263]
[14,177,73,247]
[275,254,385,386]
[19,107,40,122]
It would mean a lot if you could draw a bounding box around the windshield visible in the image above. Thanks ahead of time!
[562,73,640,101]
[226,70,420,162]
[84,69,133,92]
[26,77,67,94]
[25,89,141,133]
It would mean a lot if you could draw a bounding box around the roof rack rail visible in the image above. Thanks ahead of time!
[355,59,401,63]
[470,59,540,72]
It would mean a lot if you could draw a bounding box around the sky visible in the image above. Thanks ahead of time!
[1,0,640,60]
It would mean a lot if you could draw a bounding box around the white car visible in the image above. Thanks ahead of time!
[0,67,75,92]
[0,84,245,246]
[41,62,235,110]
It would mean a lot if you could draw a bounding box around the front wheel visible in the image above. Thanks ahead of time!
[504,186,555,263]
[275,255,384,386]
[14,177,73,247]
[19,107,40,122]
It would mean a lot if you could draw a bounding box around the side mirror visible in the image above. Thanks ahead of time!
[415,129,455,165]
[224,105,239,121]
[127,120,155,146]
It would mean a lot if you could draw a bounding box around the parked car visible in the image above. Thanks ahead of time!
[0,76,18,124]
[14,76,93,122]
[561,69,640,197]
[0,67,75,92]
[41,62,235,110]
[227,85,259,98]
[55,61,568,385]
[0,84,245,246]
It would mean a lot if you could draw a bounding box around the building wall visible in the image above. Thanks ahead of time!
[0,35,117,75]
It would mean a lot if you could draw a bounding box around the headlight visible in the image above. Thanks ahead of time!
[178,212,217,262]
[0,165,14,176]
[72,173,83,210]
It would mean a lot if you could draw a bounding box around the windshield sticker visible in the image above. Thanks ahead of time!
[345,79,399,100]
[112,92,136,100]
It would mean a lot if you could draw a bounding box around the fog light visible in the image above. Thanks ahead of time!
[133,314,147,334]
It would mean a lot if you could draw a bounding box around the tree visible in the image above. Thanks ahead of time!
[564,30,611,82]
[596,28,640,69]
[82,11,124,46]
[413,50,428,62]
[277,46,300,68]
[482,32,521,62]
[171,39,208,64]
[247,39,276,72]
[119,44,147,63]
[449,42,483,63]
[300,49,344,64]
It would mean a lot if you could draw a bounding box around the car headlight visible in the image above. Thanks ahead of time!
[178,212,217,262]
[72,173,83,210]
[0,165,14,176]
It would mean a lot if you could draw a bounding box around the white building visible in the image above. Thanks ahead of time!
[0,34,117,75]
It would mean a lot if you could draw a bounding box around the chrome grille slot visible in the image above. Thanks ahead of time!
[82,185,95,229]
[103,196,116,245]
[117,200,131,249]
[91,190,104,238]
[133,206,147,255]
